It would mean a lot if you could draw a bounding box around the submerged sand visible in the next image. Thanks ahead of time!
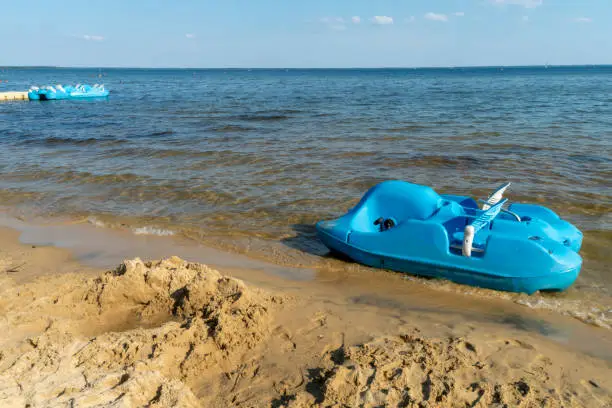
[0,231,610,407]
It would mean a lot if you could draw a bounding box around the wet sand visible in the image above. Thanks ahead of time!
[0,224,611,407]
[2,216,612,359]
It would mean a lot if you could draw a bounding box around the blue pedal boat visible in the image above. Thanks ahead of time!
[30,84,109,101]
[316,181,582,294]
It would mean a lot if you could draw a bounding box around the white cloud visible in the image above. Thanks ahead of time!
[491,0,543,8]
[319,17,347,31]
[320,17,344,24]
[454,12,465,17]
[371,16,394,25]
[424,12,448,22]
[406,16,416,23]
[352,16,361,24]
[522,15,529,22]
[82,35,104,41]
[575,17,592,23]
[185,33,196,39]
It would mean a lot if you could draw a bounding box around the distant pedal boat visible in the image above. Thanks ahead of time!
[29,84,109,101]
[316,181,583,294]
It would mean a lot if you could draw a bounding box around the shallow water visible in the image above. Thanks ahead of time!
[1,216,611,362]
[0,66,610,327]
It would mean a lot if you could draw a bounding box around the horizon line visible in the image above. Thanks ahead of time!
[2,64,612,70]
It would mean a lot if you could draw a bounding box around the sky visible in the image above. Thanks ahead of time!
[1,0,611,68]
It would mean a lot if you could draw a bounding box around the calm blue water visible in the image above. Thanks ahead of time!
[0,66,611,325]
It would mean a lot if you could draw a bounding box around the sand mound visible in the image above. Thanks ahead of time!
[0,257,281,407]
[0,254,610,407]
[283,330,610,408]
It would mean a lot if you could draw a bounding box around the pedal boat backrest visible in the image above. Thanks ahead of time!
[462,198,507,257]
[482,182,511,210]
[350,181,442,233]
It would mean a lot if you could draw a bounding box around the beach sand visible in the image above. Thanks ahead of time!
[0,227,610,407]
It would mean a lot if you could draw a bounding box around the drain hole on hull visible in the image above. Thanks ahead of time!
[374,217,396,232]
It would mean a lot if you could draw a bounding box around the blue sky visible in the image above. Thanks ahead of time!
[1,0,610,68]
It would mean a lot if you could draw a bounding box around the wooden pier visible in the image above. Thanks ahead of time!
[0,91,28,101]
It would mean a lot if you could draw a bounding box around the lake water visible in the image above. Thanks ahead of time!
[0,66,610,328]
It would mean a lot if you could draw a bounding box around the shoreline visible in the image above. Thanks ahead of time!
[0,222,611,406]
[2,210,611,333]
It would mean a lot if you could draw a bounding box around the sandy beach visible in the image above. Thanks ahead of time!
[3,4,612,406]
[0,226,610,407]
